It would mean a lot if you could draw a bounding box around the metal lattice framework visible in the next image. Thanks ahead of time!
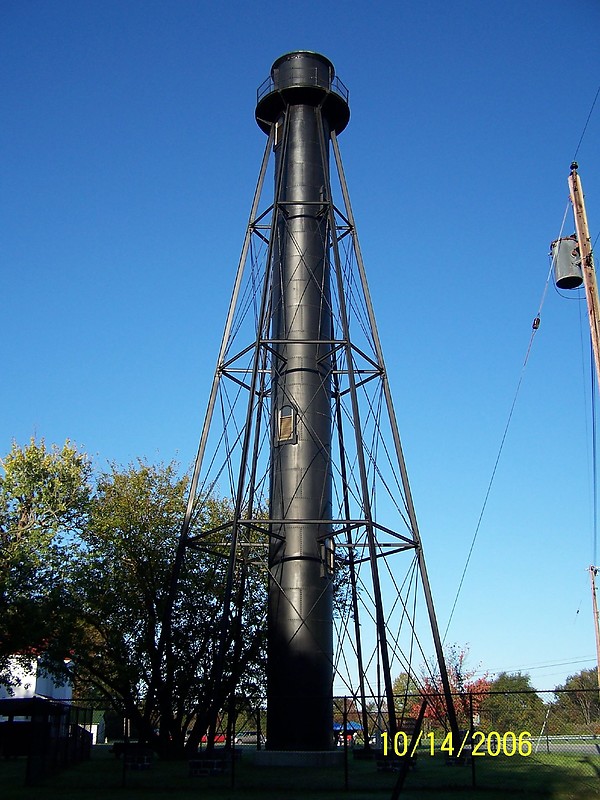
[176,56,458,749]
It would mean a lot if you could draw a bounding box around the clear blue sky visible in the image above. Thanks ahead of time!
[2,0,600,690]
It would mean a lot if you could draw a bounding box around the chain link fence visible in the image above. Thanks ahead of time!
[3,689,600,796]
[0,697,94,786]
[330,689,600,796]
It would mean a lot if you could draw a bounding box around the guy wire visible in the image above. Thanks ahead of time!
[443,202,570,642]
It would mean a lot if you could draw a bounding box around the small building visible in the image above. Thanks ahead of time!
[0,656,92,785]
[0,655,72,708]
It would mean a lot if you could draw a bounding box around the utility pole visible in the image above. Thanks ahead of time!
[589,566,600,695]
[569,162,600,392]
[570,166,600,697]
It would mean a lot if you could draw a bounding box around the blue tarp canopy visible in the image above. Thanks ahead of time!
[333,721,361,732]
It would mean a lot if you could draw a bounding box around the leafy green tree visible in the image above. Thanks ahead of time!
[1,441,266,758]
[65,460,266,758]
[552,668,600,729]
[479,672,545,733]
[392,671,420,719]
[0,438,91,687]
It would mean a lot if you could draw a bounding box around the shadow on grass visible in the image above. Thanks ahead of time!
[466,753,600,799]
[1,746,599,799]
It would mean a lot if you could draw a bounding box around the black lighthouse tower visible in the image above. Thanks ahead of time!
[177,51,459,755]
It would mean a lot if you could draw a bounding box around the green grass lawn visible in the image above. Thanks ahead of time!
[1,744,599,799]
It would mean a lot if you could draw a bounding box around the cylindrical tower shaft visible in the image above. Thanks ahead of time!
[256,51,349,751]
[178,51,462,763]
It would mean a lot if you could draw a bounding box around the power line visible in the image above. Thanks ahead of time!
[573,83,600,163]
[473,656,596,677]
[442,82,600,666]
[443,205,570,642]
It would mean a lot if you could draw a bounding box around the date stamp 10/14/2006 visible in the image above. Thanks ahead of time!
[380,730,533,759]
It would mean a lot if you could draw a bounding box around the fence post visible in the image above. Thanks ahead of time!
[343,696,349,792]
[470,692,476,789]
[228,696,236,790]
[389,697,427,800]
[256,705,262,751]
[121,714,129,788]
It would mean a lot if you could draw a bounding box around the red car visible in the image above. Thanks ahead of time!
[200,733,227,743]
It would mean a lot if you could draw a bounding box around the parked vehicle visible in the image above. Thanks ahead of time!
[201,733,227,744]
[234,730,264,745]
